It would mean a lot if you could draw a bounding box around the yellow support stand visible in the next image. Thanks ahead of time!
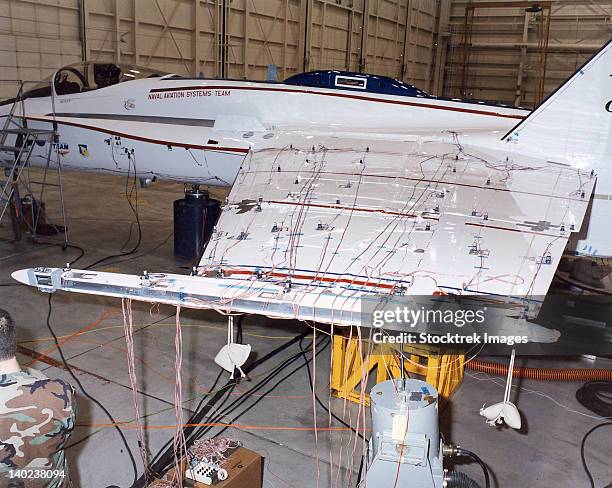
[330,333,465,406]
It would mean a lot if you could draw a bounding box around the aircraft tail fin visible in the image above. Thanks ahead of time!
[503,39,612,168]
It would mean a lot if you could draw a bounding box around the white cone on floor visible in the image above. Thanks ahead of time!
[479,348,522,430]
[214,315,251,378]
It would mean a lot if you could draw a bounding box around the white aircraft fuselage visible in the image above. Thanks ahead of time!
[1,70,526,185]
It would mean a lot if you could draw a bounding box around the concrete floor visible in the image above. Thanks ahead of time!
[1,170,610,488]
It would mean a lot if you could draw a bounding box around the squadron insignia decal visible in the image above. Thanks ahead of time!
[78,144,89,157]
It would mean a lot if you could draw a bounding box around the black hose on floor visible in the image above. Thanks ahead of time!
[455,448,491,488]
[445,470,481,488]
[576,381,612,418]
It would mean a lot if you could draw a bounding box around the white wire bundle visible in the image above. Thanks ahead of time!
[122,298,150,479]
[171,305,189,486]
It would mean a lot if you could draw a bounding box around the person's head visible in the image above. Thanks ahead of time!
[0,309,16,361]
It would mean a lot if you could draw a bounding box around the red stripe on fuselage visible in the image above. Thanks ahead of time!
[149,85,526,120]
[25,116,250,154]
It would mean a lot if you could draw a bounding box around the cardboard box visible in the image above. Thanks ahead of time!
[165,447,263,488]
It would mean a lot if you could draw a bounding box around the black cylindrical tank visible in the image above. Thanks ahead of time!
[173,189,221,260]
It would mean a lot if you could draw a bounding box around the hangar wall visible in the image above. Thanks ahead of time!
[0,0,83,98]
[83,0,439,86]
[0,0,438,99]
[443,1,612,107]
[0,0,610,107]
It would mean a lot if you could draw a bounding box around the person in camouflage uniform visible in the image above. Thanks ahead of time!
[0,309,76,488]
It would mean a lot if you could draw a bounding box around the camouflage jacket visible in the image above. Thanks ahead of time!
[0,369,76,488]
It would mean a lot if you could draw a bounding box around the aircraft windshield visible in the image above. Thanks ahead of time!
[0,62,168,104]
[53,62,167,95]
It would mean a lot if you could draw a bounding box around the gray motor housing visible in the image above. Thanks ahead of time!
[365,378,444,488]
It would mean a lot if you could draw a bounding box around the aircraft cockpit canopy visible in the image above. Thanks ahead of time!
[5,63,168,103]
[283,70,432,98]
[53,62,167,95]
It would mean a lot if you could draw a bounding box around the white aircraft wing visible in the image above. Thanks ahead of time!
[197,130,595,308]
[12,129,595,328]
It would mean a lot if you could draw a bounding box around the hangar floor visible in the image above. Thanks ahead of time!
[0,170,610,488]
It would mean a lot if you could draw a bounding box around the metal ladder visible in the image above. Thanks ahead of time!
[0,80,68,246]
